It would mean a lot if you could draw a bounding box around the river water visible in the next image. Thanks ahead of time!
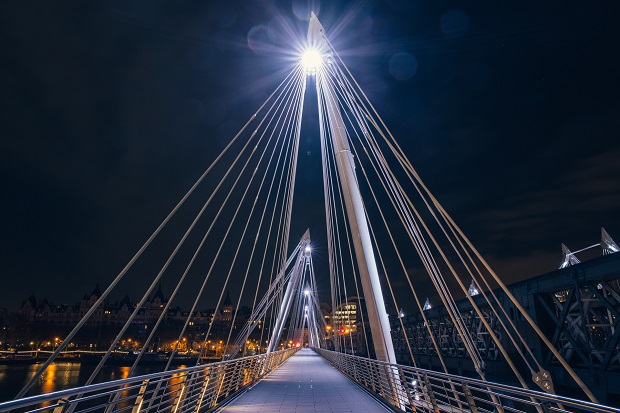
[0,362,184,403]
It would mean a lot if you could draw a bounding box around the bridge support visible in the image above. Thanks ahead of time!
[309,12,397,365]
[267,230,311,353]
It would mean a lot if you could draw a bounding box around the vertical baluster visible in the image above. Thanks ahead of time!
[194,367,211,413]
[398,367,415,413]
[422,373,440,413]
[172,373,188,413]
[52,398,68,413]
[462,383,478,413]
[131,380,150,413]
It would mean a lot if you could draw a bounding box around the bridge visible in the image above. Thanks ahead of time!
[1,12,619,413]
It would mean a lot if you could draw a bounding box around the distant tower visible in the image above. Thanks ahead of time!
[151,283,166,308]
[146,283,167,322]
[222,290,233,323]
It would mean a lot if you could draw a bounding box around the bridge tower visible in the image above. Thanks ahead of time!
[306,12,397,364]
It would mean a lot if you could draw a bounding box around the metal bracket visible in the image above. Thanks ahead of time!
[52,398,68,413]
[532,370,556,394]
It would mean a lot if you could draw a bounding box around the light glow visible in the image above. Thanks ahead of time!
[301,49,322,73]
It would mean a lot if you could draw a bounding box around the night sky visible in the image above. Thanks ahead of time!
[1,1,619,312]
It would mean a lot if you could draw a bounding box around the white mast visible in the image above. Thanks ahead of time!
[307,12,397,364]
[267,230,311,353]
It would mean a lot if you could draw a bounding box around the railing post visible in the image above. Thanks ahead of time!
[257,354,266,378]
[225,361,237,397]
[194,367,211,413]
[131,380,150,413]
[422,373,440,413]
[185,370,205,413]
[52,398,68,413]
[215,366,228,402]
[172,373,188,413]
[367,358,377,392]
[206,365,224,409]
[376,363,387,399]
[361,358,370,389]
[383,364,404,410]
[462,383,478,413]
[234,359,246,392]
[399,367,416,412]
[258,353,266,377]
[264,352,273,373]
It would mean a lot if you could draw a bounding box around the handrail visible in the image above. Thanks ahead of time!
[314,348,620,413]
[0,348,298,413]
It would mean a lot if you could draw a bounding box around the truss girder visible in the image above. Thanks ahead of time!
[537,278,620,372]
[393,306,502,362]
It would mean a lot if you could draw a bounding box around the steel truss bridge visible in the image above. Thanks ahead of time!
[393,248,620,399]
[2,12,619,413]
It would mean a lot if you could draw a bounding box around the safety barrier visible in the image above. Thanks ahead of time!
[0,348,298,413]
[315,348,620,413]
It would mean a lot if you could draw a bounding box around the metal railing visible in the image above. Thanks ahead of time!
[315,348,620,413]
[0,348,298,413]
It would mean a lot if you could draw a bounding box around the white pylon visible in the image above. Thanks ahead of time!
[267,230,311,353]
[308,12,397,364]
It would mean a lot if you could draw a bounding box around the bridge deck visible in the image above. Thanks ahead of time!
[218,348,392,412]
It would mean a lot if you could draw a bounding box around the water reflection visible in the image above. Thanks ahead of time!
[118,366,131,380]
[0,363,157,403]
[41,363,57,394]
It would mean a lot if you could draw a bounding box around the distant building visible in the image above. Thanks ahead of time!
[17,284,216,328]
[214,290,234,323]
[329,297,370,356]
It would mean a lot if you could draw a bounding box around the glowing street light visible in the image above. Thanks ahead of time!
[301,49,322,74]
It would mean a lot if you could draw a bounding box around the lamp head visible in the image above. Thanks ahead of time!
[301,49,322,74]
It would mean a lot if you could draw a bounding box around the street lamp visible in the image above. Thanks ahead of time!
[301,49,322,74]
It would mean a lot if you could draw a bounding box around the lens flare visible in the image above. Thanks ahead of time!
[301,49,322,73]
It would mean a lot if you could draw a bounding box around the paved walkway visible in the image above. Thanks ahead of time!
[218,348,392,413]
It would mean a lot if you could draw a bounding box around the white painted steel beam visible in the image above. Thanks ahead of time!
[308,12,397,364]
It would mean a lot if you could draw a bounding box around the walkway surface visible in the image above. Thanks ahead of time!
[218,348,392,413]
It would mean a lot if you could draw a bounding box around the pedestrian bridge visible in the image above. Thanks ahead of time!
[219,349,390,412]
[1,348,617,413]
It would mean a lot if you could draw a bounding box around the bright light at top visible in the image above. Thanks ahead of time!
[304,245,311,253]
[304,289,310,296]
[301,49,322,73]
